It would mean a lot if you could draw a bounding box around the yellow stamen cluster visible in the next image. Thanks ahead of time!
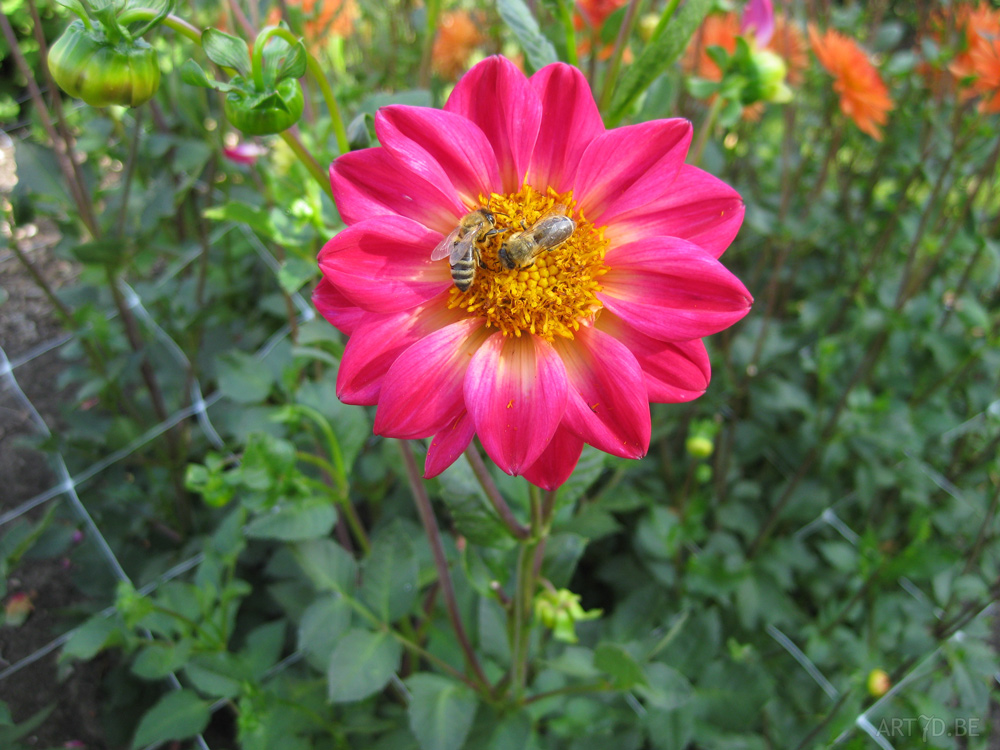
[447,184,609,341]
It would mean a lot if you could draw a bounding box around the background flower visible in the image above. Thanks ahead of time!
[809,26,893,140]
[316,56,750,488]
[432,10,486,80]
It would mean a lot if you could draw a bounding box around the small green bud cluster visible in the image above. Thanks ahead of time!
[534,587,602,643]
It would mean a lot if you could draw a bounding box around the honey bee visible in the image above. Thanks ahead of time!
[498,206,575,269]
[431,207,499,291]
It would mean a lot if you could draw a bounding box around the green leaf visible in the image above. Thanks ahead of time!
[437,459,517,549]
[60,615,119,662]
[217,350,274,404]
[292,538,358,593]
[327,629,402,703]
[497,0,558,71]
[635,663,691,710]
[202,28,252,76]
[183,653,247,699]
[131,640,192,680]
[276,40,307,81]
[608,0,712,122]
[541,533,587,588]
[407,674,478,750]
[557,447,607,506]
[299,595,352,669]
[487,711,534,750]
[594,643,647,689]
[0,704,55,744]
[131,690,211,749]
[360,522,420,623]
[245,502,337,540]
[243,620,286,676]
[203,200,271,234]
[69,238,129,267]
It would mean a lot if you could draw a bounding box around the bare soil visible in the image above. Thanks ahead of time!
[1,137,110,748]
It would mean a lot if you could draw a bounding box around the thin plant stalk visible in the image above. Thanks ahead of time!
[280,130,335,200]
[463,446,531,539]
[418,0,443,88]
[252,25,351,154]
[398,441,492,692]
[599,0,644,112]
[690,95,723,167]
[556,0,579,67]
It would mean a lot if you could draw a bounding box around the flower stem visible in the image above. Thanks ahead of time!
[117,9,201,43]
[463,446,531,540]
[260,25,351,155]
[556,0,579,67]
[280,129,335,200]
[690,95,723,167]
[510,484,548,698]
[398,441,492,692]
[598,0,643,113]
[418,0,443,88]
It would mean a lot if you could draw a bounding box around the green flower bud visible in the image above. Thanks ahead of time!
[48,21,160,108]
[867,668,891,697]
[224,77,304,136]
[534,588,602,643]
[686,435,715,459]
[749,48,792,104]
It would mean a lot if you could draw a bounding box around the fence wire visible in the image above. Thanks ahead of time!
[1,220,995,749]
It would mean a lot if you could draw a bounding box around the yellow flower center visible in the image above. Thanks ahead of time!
[447,184,609,341]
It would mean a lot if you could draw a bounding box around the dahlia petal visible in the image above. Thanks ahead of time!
[599,237,753,341]
[741,0,775,47]
[464,333,568,475]
[602,165,745,258]
[374,319,490,439]
[424,412,476,479]
[312,277,365,335]
[596,312,711,403]
[330,147,465,233]
[375,105,502,206]
[527,63,605,193]
[318,216,452,313]
[553,327,651,459]
[574,119,693,225]
[337,303,456,405]
[445,56,542,193]
[521,425,584,491]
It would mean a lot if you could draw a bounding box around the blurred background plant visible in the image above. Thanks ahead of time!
[0,0,998,748]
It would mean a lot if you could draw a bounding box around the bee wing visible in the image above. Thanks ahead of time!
[540,204,570,220]
[431,227,462,261]
[449,235,476,265]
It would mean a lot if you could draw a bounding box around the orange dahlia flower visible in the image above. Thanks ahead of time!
[948,3,1000,113]
[577,0,629,29]
[809,27,893,141]
[683,13,741,80]
[770,15,808,86]
[316,57,751,488]
[432,10,485,80]
[266,0,357,51]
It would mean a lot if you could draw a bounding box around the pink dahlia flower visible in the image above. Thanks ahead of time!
[315,56,751,489]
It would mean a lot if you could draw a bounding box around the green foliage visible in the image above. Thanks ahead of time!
[3,1,998,749]
[497,0,558,72]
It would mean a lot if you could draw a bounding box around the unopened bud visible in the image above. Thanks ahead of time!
[686,435,714,459]
[867,668,891,697]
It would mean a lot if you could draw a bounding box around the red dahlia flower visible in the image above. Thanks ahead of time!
[315,56,751,489]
